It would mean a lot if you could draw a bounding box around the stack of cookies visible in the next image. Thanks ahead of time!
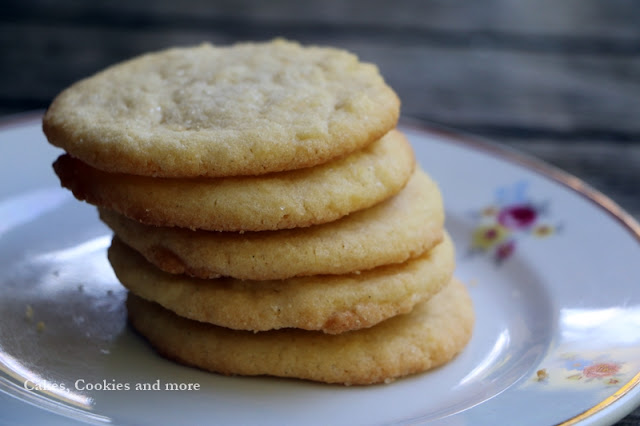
[43,40,474,385]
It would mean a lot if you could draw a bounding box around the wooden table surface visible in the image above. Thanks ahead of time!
[1,1,639,424]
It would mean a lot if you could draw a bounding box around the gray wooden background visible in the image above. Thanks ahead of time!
[1,1,639,424]
[2,0,639,224]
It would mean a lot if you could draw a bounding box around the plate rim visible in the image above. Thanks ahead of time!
[1,111,639,425]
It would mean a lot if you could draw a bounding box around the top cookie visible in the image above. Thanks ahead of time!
[43,39,400,177]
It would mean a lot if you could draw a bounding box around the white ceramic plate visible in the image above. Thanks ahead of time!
[1,114,639,425]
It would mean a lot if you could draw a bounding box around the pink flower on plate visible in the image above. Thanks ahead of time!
[469,182,561,264]
[583,363,620,378]
[498,204,538,230]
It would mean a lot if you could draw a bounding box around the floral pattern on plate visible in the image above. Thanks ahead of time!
[469,180,562,263]
[531,348,640,391]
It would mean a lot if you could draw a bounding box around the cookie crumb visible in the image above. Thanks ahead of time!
[536,368,548,381]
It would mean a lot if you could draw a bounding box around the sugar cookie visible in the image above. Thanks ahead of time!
[100,168,444,280]
[126,278,474,385]
[43,40,400,177]
[109,233,455,333]
[54,130,414,231]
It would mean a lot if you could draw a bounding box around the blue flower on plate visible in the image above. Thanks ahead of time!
[564,357,592,371]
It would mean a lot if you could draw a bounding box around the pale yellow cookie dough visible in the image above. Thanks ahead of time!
[100,168,444,280]
[126,278,474,385]
[54,130,414,231]
[43,39,400,177]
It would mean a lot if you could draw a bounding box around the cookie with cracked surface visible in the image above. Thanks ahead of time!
[109,232,455,334]
[99,168,444,280]
[43,39,400,178]
[54,130,414,231]
[125,277,474,385]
